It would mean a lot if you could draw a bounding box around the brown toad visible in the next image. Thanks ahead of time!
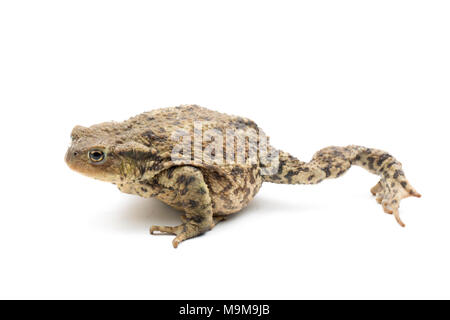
[65,105,421,248]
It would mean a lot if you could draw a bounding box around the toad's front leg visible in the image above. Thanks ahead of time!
[150,166,216,248]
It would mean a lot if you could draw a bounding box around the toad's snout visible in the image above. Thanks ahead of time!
[65,147,79,168]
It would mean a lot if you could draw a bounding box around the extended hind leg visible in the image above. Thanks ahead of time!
[264,146,420,227]
[312,146,421,226]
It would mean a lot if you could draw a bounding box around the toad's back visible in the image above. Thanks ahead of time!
[134,105,264,214]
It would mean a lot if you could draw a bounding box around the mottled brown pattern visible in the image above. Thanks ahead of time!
[65,105,420,248]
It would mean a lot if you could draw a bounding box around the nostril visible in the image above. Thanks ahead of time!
[73,152,79,157]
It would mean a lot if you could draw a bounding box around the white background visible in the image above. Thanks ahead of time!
[0,1,449,299]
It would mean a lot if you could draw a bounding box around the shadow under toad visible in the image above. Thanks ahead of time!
[108,195,307,234]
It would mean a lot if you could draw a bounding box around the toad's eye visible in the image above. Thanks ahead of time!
[88,150,105,163]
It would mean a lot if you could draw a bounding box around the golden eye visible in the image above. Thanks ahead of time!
[88,150,105,163]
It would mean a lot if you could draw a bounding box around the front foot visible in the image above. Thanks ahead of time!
[370,175,421,227]
[150,218,214,248]
[150,224,185,248]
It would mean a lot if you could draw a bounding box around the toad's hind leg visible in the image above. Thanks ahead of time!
[263,145,420,227]
[150,166,215,248]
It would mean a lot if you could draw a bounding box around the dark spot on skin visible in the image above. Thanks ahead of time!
[323,165,331,178]
[284,170,296,183]
[400,181,407,188]
[198,187,207,195]
[391,182,395,187]
[176,175,186,184]
[387,162,395,169]
[367,157,375,170]
[277,160,287,175]
[377,153,392,166]
[188,200,198,208]
[166,167,177,179]
[143,130,167,143]
[234,118,257,130]
[151,163,163,171]
[231,167,244,176]
[392,200,398,204]
[308,175,314,181]
[355,155,361,161]
[393,170,404,179]
[141,187,148,192]
[222,183,232,192]
[191,216,204,223]
[185,176,196,186]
